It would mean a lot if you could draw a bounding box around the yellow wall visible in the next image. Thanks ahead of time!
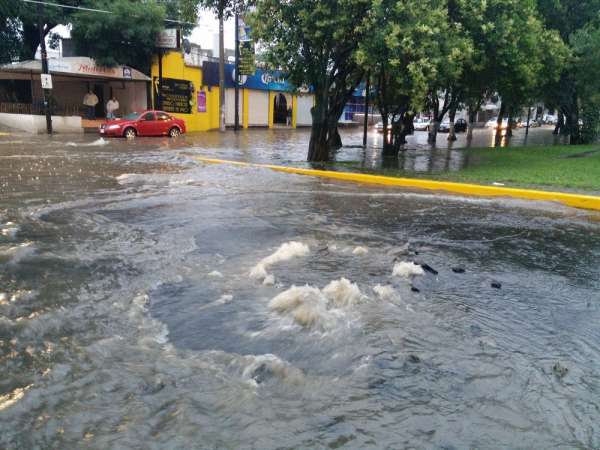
[150,51,220,132]
[242,89,249,129]
[151,51,300,131]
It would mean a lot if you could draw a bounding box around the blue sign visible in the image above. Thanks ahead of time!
[202,61,293,92]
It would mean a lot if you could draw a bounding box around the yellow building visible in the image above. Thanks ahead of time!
[150,51,220,132]
[150,50,313,132]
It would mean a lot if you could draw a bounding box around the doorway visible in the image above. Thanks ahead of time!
[93,84,105,118]
[273,92,288,125]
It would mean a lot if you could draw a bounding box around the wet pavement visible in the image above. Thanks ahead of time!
[1,129,599,449]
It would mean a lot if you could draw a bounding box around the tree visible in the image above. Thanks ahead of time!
[571,20,600,142]
[537,0,600,143]
[251,0,371,162]
[357,0,454,151]
[70,0,166,70]
[3,0,82,61]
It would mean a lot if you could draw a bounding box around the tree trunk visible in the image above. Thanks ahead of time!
[467,106,477,141]
[428,120,440,143]
[308,100,330,162]
[447,108,457,141]
[327,124,343,150]
[554,113,564,135]
[506,106,513,137]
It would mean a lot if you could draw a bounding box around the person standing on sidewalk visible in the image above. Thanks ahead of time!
[83,90,99,119]
[106,96,119,119]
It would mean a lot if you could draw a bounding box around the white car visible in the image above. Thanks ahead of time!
[375,121,392,132]
[413,118,430,131]
[485,117,509,129]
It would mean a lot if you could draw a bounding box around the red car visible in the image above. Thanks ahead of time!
[99,110,186,138]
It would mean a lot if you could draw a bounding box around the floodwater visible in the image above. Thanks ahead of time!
[1,129,599,449]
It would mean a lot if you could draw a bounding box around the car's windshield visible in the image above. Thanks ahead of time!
[123,112,140,120]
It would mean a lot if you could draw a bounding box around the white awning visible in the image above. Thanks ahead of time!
[0,57,150,81]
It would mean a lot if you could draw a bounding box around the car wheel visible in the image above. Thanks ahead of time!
[124,127,136,139]
[169,127,181,138]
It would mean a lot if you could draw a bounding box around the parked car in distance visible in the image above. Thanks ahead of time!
[375,121,392,132]
[437,118,467,133]
[413,117,430,131]
[485,117,509,129]
[543,114,558,125]
[100,111,186,138]
[454,118,468,132]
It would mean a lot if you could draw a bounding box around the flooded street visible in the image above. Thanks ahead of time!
[1,129,599,449]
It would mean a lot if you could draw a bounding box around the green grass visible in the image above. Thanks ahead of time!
[334,145,600,193]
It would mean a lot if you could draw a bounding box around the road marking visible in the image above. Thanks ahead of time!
[194,157,600,212]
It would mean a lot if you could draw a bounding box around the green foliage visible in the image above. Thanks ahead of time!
[198,0,251,19]
[71,0,165,69]
[251,0,372,160]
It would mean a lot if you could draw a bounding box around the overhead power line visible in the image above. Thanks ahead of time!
[20,0,198,26]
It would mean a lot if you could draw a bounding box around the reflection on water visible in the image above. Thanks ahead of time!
[0,130,599,449]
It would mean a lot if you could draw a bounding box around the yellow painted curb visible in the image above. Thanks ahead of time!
[194,157,600,212]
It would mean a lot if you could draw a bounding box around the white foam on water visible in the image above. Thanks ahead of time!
[373,284,397,300]
[1,226,18,239]
[322,278,364,307]
[208,270,224,278]
[1,242,35,264]
[249,241,310,281]
[268,278,365,329]
[0,385,32,412]
[217,294,233,304]
[263,274,275,286]
[66,138,109,147]
[240,354,304,387]
[352,246,369,255]
[392,261,424,278]
[9,290,36,303]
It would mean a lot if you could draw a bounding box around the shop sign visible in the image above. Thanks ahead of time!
[197,91,207,113]
[157,77,191,114]
[238,41,255,76]
[156,29,180,49]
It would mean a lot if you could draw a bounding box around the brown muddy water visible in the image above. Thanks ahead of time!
[0,129,599,449]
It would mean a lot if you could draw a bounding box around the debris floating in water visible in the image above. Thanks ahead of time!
[407,354,421,363]
[411,286,420,293]
[417,262,438,275]
[250,241,310,282]
[491,281,502,289]
[452,267,466,274]
[392,261,425,278]
[552,362,569,379]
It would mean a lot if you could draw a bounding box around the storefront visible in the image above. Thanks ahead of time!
[150,51,220,132]
[202,62,315,129]
[0,57,149,133]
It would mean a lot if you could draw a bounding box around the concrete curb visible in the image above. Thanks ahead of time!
[194,157,600,212]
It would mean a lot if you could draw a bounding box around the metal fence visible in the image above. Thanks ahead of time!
[0,102,81,116]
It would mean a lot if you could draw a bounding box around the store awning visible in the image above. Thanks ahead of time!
[0,57,150,81]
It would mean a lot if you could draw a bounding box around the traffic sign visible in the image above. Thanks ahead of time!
[41,74,53,89]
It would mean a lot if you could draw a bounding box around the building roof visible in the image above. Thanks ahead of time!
[0,57,150,81]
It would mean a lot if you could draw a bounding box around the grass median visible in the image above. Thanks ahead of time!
[334,144,600,193]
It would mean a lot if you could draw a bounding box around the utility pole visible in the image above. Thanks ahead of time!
[362,75,370,147]
[157,49,163,110]
[525,106,532,137]
[234,11,240,131]
[37,3,52,134]
[218,1,226,132]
